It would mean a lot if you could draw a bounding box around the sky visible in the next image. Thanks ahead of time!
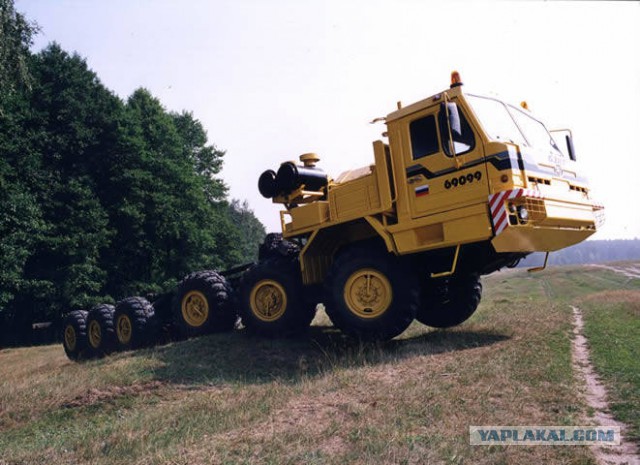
[16,0,640,239]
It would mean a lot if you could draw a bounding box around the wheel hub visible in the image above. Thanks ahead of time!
[116,314,132,344]
[64,325,76,351]
[181,290,209,327]
[88,320,102,348]
[344,268,392,319]
[250,279,287,322]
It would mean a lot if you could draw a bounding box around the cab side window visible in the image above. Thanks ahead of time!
[438,107,475,156]
[410,115,439,160]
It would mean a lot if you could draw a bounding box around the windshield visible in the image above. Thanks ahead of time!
[508,105,561,154]
[467,94,561,155]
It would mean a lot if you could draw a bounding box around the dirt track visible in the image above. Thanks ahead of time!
[572,305,640,465]
[590,264,640,280]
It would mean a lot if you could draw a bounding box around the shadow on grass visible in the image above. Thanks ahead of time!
[143,325,510,386]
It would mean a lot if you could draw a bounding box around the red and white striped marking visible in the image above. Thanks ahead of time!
[488,189,543,236]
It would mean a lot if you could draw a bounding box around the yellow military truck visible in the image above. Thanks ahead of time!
[240,71,604,340]
[62,72,604,360]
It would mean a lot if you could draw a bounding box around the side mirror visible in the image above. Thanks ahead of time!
[440,102,462,138]
[551,129,577,161]
[565,135,576,161]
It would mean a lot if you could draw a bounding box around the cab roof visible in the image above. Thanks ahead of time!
[385,84,464,123]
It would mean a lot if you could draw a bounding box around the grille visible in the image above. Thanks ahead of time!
[521,198,546,222]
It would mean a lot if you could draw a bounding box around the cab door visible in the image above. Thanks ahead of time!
[404,100,488,219]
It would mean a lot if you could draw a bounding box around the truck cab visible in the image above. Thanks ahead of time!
[385,79,602,257]
[259,73,603,285]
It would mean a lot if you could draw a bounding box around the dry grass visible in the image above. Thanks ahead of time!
[582,290,640,316]
[3,263,639,464]
[0,344,162,431]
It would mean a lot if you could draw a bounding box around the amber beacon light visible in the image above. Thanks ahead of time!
[450,70,463,88]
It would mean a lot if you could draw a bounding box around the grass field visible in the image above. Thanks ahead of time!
[1,263,639,465]
[580,288,640,443]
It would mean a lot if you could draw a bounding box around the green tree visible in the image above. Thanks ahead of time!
[0,90,42,318]
[0,0,38,100]
[0,12,266,345]
[104,89,237,296]
[0,0,42,343]
[0,160,43,310]
[172,111,226,202]
[2,44,120,342]
[227,199,266,263]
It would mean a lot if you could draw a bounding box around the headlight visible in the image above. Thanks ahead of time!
[517,206,529,223]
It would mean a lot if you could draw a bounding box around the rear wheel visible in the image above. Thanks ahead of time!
[172,271,236,338]
[62,310,88,361]
[86,304,116,357]
[238,258,316,337]
[325,247,419,341]
[417,274,482,328]
[114,297,156,350]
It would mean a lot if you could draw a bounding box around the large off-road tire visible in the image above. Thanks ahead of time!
[417,274,482,328]
[86,304,116,357]
[325,246,419,341]
[114,297,157,350]
[238,258,316,337]
[259,234,321,310]
[62,310,88,361]
[172,270,236,338]
[258,233,300,261]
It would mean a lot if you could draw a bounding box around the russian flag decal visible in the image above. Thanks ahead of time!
[415,185,430,197]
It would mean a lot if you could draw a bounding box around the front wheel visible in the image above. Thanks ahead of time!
[416,274,482,328]
[325,247,419,341]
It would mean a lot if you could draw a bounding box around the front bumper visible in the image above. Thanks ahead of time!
[489,189,603,253]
